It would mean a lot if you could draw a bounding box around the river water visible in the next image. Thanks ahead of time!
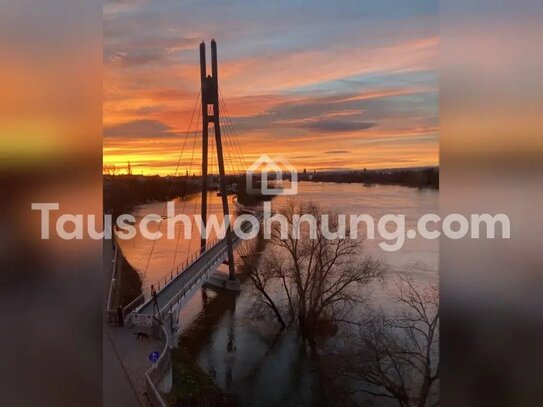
[118,182,438,406]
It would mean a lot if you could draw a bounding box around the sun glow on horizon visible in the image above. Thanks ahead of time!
[103,2,438,175]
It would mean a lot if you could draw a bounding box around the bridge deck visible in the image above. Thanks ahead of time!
[137,238,230,315]
[135,206,262,318]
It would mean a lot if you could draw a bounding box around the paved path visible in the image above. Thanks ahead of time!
[103,327,143,407]
[103,240,153,407]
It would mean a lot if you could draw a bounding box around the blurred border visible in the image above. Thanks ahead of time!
[441,0,543,405]
[0,1,102,405]
[1,0,542,406]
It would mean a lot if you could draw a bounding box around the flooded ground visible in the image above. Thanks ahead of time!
[119,182,438,406]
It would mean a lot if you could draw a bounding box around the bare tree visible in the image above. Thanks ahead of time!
[335,277,439,407]
[243,200,384,347]
[245,253,287,329]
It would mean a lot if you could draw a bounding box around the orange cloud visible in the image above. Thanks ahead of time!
[103,33,439,175]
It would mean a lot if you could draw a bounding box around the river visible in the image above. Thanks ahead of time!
[118,181,438,406]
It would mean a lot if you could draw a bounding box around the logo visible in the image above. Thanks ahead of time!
[246,154,298,196]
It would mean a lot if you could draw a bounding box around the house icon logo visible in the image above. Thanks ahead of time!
[246,154,298,196]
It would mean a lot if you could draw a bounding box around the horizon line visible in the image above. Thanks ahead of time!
[103,164,439,177]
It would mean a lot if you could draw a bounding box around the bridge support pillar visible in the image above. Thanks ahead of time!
[206,269,241,292]
[200,39,238,283]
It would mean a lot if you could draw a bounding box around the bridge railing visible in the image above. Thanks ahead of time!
[144,236,220,298]
[154,214,263,320]
[106,242,119,325]
[148,200,263,294]
[132,235,224,319]
[155,242,230,320]
[122,293,144,317]
[145,323,171,407]
[158,236,220,290]
[137,207,264,319]
[172,236,219,275]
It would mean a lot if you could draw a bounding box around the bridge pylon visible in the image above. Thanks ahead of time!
[199,40,237,283]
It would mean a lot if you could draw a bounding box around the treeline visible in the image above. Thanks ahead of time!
[304,167,439,189]
[104,175,201,219]
[103,173,272,219]
[235,175,273,206]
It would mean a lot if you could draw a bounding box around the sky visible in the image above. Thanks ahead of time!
[103,0,438,176]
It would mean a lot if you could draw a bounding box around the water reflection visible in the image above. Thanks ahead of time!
[117,192,236,297]
[121,183,438,405]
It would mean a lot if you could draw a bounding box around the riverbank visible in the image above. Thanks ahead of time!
[168,348,237,407]
[115,182,438,405]
[104,174,201,220]
[117,246,143,307]
[302,166,439,189]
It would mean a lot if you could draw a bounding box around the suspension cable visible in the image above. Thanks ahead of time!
[141,92,200,285]
[169,103,201,276]
[219,88,249,170]
[218,97,244,176]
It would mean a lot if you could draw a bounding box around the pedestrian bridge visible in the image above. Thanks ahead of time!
[126,39,267,330]
[130,202,262,327]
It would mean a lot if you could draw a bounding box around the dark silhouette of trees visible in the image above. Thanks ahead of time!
[306,167,439,189]
[334,277,439,407]
[243,200,384,348]
[245,255,287,329]
[103,163,118,176]
[235,174,273,206]
[103,174,200,220]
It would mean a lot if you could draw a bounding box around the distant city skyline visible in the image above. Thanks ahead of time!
[104,0,438,176]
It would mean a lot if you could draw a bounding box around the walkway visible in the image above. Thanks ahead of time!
[136,199,262,319]
[137,234,242,317]
[103,240,156,407]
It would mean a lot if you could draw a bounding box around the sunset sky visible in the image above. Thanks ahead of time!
[104,0,438,176]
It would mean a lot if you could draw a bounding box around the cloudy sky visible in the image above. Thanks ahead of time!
[104,0,438,175]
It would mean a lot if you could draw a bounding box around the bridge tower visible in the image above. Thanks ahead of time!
[199,40,237,282]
